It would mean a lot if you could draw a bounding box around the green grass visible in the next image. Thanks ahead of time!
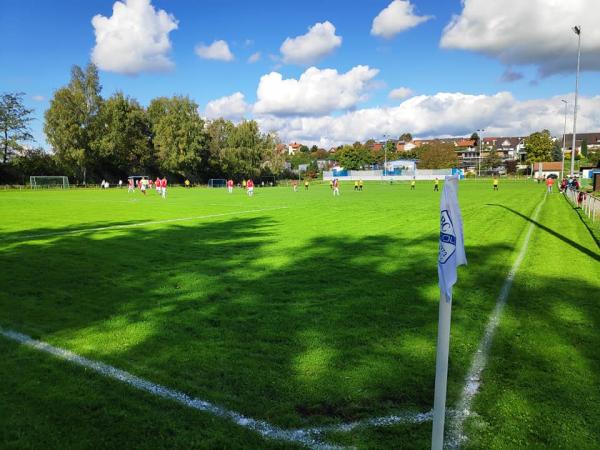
[0,181,598,449]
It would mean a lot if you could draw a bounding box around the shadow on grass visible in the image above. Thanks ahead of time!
[466,270,600,450]
[0,214,521,433]
[561,195,600,250]
[486,203,600,262]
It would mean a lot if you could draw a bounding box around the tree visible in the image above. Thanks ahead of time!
[0,92,34,164]
[482,149,502,171]
[148,96,207,177]
[417,142,458,169]
[299,144,310,153]
[44,63,103,183]
[384,140,396,156]
[13,147,61,182]
[470,132,480,145]
[581,138,588,158]
[337,144,370,169]
[505,160,517,175]
[92,92,152,175]
[525,130,553,164]
[551,141,563,162]
[399,132,412,142]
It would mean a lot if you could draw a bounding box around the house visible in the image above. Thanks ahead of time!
[454,139,479,171]
[287,142,302,155]
[533,162,562,179]
[562,132,600,156]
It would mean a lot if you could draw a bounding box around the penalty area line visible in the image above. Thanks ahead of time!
[446,193,547,449]
[1,206,289,243]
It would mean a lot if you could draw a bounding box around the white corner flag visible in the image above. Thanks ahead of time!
[432,174,467,450]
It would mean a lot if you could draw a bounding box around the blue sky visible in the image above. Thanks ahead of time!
[2,0,599,147]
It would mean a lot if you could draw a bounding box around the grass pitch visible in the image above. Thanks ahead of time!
[1,181,598,449]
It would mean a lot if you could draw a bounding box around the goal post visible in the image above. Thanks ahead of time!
[208,178,226,188]
[30,176,70,189]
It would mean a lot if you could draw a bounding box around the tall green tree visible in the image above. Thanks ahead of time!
[399,132,412,142]
[417,142,458,169]
[0,92,34,164]
[525,130,553,164]
[44,63,103,183]
[581,139,588,158]
[148,96,206,177]
[482,149,502,171]
[551,141,563,162]
[337,144,370,169]
[92,92,153,175]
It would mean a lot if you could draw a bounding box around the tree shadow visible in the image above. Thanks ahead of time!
[466,271,600,449]
[486,203,600,262]
[0,214,521,435]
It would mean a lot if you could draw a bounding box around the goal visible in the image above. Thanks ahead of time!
[30,176,70,189]
[259,176,276,186]
[208,178,226,188]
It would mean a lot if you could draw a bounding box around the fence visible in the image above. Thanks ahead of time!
[323,169,452,181]
[565,188,600,227]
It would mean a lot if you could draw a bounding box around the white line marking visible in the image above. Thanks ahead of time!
[0,206,289,243]
[0,327,339,450]
[298,410,434,435]
[446,194,547,449]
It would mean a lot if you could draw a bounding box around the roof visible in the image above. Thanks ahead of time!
[289,142,301,148]
[563,132,600,145]
[455,139,476,147]
[533,162,562,171]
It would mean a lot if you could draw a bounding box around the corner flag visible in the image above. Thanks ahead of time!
[438,175,467,300]
[432,174,467,450]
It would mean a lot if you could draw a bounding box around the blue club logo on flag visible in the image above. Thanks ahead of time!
[438,210,456,264]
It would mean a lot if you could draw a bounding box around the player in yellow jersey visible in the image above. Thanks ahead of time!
[493,176,499,191]
[411,178,416,190]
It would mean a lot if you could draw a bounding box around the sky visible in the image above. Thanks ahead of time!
[1,0,600,148]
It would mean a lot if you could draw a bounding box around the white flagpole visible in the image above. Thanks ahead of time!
[431,290,452,450]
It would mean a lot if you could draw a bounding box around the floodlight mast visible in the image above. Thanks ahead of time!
[561,100,568,180]
[570,25,581,178]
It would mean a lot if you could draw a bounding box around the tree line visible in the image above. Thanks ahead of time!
[1,63,286,185]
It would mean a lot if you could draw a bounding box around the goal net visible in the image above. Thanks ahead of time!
[259,176,276,186]
[30,176,70,189]
[208,178,226,188]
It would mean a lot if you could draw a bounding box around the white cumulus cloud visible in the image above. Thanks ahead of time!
[371,0,432,39]
[389,87,413,100]
[204,92,249,120]
[91,0,178,74]
[248,52,261,63]
[441,0,600,76]
[254,92,600,146]
[253,65,379,116]
[280,21,342,65]
[195,40,234,61]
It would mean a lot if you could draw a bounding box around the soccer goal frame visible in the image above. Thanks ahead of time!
[208,178,227,188]
[30,176,70,189]
[260,176,276,186]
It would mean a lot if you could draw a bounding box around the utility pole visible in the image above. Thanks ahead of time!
[570,26,581,178]
[561,99,568,180]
